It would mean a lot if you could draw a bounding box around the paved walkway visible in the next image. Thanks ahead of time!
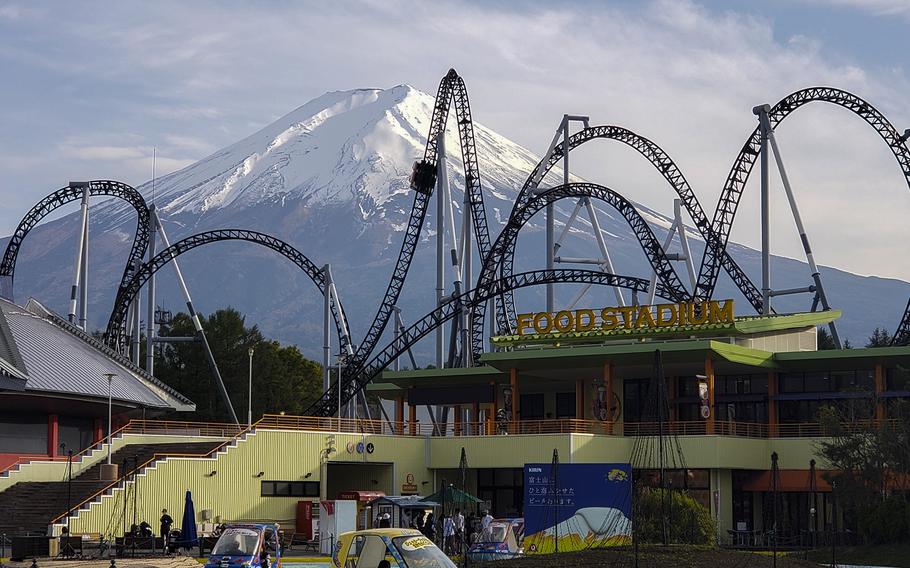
[3,557,202,568]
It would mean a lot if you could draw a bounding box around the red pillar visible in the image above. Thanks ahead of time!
[705,357,715,435]
[93,418,104,443]
[48,414,59,457]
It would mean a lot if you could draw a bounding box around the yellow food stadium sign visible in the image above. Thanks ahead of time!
[515,299,734,336]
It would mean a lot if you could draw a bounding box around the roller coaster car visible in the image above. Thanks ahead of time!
[409,161,437,195]
[204,523,281,568]
[333,529,456,568]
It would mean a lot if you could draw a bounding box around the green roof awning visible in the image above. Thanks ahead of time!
[480,339,777,370]
[490,310,840,347]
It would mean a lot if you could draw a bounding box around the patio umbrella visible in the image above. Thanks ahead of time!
[420,486,483,505]
[179,490,198,550]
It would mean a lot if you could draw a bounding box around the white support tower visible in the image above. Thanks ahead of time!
[753,104,841,347]
[646,199,697,305]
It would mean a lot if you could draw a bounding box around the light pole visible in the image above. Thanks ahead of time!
[103,373,116,465]
[248,348,254,427]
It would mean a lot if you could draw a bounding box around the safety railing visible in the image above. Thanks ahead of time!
[50,422,255,525]
[775,418,896,438]
[116,419,246,438]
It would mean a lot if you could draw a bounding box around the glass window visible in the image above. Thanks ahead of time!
[555,392,575,419]
[392,535,456,568]
[780,373,804,393]
[212,528,260,556]
[261,481,319,497]
[804,372,830,392]
[678,377,698,397]
[519,393,544,420]
[887,367,910,391]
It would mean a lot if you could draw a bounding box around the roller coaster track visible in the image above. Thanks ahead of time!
[0,181,149,308]
[497,126,764,336]
[693,87,910,344]
[103,229,353,355]
[348,68,494,371]
[469,182,691,358]
[306,268,658,417]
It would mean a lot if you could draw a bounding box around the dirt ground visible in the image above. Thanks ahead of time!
[473,546,817,568]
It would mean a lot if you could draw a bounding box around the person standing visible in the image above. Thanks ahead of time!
[442,514,455,554]
[160,509,174,546]
[423,512,436,542]
[481,510,493,530]
[453,509,465,552]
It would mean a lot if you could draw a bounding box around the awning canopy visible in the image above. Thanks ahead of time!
[338,490,385,502]
[741,470,832,492]
[420,486,484,505]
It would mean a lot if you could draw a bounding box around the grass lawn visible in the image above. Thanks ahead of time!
[806,543,910,567]
[474,546,816,568]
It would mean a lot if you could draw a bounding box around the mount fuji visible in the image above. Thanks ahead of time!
[3,85,908,358]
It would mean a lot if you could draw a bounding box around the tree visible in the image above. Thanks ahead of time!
[817,326,852,349]
[154,307,323,422]
[867,327,893,348]
[816,401,910,543]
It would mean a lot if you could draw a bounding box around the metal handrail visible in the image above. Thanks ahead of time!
[49,422,255,524]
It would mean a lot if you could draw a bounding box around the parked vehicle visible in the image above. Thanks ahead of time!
[467,518,524,561]
[204,523,281,568]
[333,528,456,568]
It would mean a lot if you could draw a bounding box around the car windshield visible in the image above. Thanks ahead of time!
[478,524,508,543]
[212,528,260,556]
[391,535,456,568]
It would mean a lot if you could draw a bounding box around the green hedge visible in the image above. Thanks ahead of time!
[859,497,910,544]
[636,489,716,546]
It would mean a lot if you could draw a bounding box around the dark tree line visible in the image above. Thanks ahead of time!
[154,307,323,422]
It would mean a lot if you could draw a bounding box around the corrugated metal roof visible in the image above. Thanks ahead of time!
[0,297,194,410]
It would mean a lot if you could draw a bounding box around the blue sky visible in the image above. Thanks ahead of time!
[1,0,908,280]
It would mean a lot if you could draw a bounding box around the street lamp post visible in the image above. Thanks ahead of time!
[103,373,116,465]
[248,348,254,427]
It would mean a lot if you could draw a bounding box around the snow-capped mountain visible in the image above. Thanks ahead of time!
[4,85,909,357]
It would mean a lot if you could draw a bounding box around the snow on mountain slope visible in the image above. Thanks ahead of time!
[4,85,909,357]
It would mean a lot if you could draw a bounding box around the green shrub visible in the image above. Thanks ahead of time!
[636,489,716,546]
[859,496,910,544]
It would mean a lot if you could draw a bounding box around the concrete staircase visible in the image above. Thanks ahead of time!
[0,441,222,536]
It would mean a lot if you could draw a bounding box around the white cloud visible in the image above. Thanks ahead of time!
[0,0,908,281]
[807,0,910,16]
[60,145,146,161]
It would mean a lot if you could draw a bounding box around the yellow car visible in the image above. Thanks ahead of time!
[332,528,456,568]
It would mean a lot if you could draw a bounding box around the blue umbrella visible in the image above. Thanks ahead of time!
[179,490,198,550]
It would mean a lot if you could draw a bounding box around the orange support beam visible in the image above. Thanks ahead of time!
[395,396,405,435]
[48,414,59,457]
[575,379,585,420]
[408,402,417,436]
[768,372,778,437]
[705,357,715,435]
[874,363,886,421]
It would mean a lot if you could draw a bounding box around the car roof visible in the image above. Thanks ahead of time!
[340,528,424,538]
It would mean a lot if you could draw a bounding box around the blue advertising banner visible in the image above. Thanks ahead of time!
[523,462,632,553]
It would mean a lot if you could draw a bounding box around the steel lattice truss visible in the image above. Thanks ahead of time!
[467,182,691,358]
[102,229,352,355]
[6,79,910,421]
[697,87,910,310]
[308,268,653,418]
[498,126,764,335]
[0,180,149,307]
[349,69,494,372]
